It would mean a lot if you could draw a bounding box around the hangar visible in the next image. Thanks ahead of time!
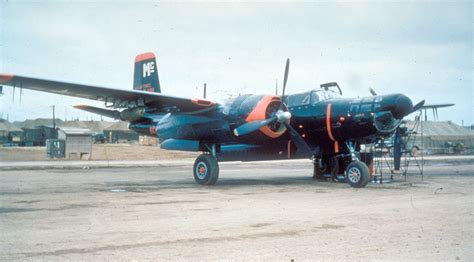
[406,120,474,154]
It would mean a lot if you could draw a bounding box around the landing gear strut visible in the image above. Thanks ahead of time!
[313,142,371,188]
[193,154,219,185]
[345,141,370,188]
[312,156,338,181]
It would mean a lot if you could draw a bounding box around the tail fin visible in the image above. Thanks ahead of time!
[133,52,161,93]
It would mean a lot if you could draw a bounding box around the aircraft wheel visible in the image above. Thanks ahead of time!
[345,161,370,188]
[193,154,219,185]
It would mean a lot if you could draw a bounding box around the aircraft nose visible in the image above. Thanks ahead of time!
[392,94,413,119]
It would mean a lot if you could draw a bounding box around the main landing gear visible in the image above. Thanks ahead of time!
[193,153,219,185]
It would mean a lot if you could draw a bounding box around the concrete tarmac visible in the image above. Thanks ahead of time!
[0,161,472,260]
[1,154,473,170]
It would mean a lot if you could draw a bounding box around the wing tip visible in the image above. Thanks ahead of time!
[0,74,14,84]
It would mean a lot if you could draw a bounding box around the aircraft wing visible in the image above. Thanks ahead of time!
[0,74,216,112]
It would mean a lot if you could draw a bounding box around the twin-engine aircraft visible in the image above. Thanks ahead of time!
[0,52,425,187]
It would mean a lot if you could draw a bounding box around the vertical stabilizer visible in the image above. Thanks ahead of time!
[133,52,161,93]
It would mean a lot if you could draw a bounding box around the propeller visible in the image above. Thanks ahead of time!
[281,58,290,99]
[232,59,315,155]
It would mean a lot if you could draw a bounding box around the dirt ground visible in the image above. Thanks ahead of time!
[0,144,198,161]
[0,161,472,261]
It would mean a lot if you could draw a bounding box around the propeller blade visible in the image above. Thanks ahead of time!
[275,79,278,96]
[283,122,312,154]
[369,88,377,96]
[412,100,425,112]
[233,116,278,137]
[281,58,290,99]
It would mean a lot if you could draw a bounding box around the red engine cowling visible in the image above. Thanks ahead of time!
[229,94,288,139]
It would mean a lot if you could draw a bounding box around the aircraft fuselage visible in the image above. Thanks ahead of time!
[129,90,413,158]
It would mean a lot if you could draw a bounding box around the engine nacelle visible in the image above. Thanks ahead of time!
[226,95,287,139]
[119,107,146,122]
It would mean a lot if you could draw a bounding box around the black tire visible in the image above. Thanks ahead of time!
[312,158,326,180]
[330,156,340,180]
[193,154,219,185]
[345,161,370,188]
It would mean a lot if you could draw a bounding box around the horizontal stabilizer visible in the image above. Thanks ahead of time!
[421,103,455,109]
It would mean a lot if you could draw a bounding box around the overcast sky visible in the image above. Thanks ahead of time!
[0,1,472,125]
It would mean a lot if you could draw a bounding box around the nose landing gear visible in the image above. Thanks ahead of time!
[345,161,370,188]
[312,141,371,188]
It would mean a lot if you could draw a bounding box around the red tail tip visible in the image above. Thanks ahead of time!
[135,52,156,63]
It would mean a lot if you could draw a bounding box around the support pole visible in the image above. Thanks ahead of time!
[52,105,56,129]
[393,127,401,171]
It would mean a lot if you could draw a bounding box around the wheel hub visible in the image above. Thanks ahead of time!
[196,162,208,180]
[347,167,361,183]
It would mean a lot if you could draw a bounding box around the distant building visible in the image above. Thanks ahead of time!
[406,121,474,154]
[14,118,63,129]
[22,125,57,146]
[0,119,23,145]
[103,121,139,143]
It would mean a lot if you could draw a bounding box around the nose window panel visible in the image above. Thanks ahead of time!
[374,103,381,111]
[350,104,359,113]
[360,103,373,112]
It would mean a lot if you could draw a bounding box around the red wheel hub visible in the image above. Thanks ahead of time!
[199,166,206,174]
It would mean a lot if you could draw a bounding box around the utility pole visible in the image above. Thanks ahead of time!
[52,105,56,129]
[203,83,207,99]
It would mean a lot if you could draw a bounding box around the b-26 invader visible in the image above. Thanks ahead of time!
[0,52,425,187]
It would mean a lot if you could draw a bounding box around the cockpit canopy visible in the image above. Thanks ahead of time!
[285,89,342,107]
